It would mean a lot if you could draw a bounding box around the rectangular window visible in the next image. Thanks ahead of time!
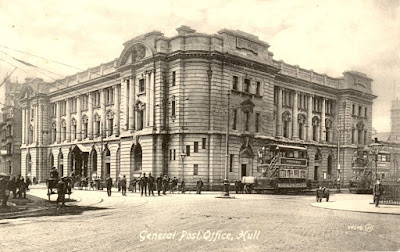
[352,104,356,115]
[232,76,238,90]
[256,81,261,96]
[172,71,176,86]
[230,154,234,172]
[359,106,362,117]
[169,150,172,160]
[202,138,206,149]
[194,142,199,153]
[139,79,145,93]
[255,113,260,133]
[365,107,368,118]
[232,109,237,130]
[171,100,176,116]
[173,149,176,160]
[193,164,198,175]
[244,111,249,131]
[244,79,250,93]
[186,145,190,157]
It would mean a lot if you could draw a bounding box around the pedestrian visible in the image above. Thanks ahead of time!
[156,174,163,196]
[117,176,121,192]
[18,177,27,199]
[121,175,127,196]
[50,167,59,179]
[148,173,155,196]
[162,175,169,195]
[139,173,148,197]
[196,177,204,194]
[171,177,178,193]
[235,180,239,194]
[26,177,32,191]
[181,179,186,194]
[373,180,384,207]
[106,175,113,196]
[130,177,137,193]
[57,177,66,208]
[239,180,244,194]
[9,176,17,198]
[1,178,10,207]
[16,175,21,196]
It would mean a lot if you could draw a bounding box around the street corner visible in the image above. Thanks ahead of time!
[311,198,400,215]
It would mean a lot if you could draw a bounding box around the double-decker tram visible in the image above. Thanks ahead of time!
[242,144,310,193]
[349,150,391,193]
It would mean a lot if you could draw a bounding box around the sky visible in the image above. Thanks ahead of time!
[0,0,399,132]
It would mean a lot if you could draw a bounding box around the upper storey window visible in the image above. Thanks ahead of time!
[82,95,88,111]
[60,101,66,115]
[172,71,176,86]
[71,98,77,113]
[232,76,239,90]
[244,79,250,93]
[312,97,322,112]
[139,79,145,93]
[105,87,114,105]
[256,81,261,96]
[325,100,333,115]
[93,91,101,108]
[283,90,292,107]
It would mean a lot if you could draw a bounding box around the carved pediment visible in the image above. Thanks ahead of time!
[240,98,255,113]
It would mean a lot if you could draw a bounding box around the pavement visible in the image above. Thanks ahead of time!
[1,184,399,219]
[311,194,400,215]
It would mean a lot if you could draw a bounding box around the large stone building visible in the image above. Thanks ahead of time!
[20,26,376,188]
[0,78,23,176]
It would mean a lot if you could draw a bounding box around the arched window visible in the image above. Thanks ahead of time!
[82,115,88,139]
[106,110,114,137]
[58,150,64,176]
[116,148,121,179]
[26,153,32,175]
[61,120,66,142]
[312,116,320,141]
[282,111,291,138]
[90,149,98,178]
[327,155,333,175]
[104,147,111,179]
[298,114,306,140]
[325,119,332,143]
[134,144,142,171]
[130,145,135,176]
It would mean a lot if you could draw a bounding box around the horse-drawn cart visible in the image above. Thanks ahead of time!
[46,178,72,201]
[316,188,330,202]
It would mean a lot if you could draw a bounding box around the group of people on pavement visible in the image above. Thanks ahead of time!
[105,173,205,197]
[7,175,31,200]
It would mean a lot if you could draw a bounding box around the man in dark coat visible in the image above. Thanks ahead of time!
[181,179,186,194]
[130,177,137,193]
[148,173,155,196]
[162,175,169,195]
[50,167,59,179]
[139,173,148,197]
[373,180,384,207]
[156,175,163,196]
[235,180,239,194]
[9,177,17,199]
[57,178,66,207]
[120,175,127,196]
[196,178,204,194]
[18,177,27,199]
[106,175,113,196]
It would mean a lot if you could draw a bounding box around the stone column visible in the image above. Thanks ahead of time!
[66,99,71,142]
[307,95,313,141]
[292,91,299,140]
[22,108,25,144]
[114,85,120,136]
[56,101,61,143]
[321,98,326,142]
[150,71,154,127]
[88,93,93,140]
[33,104,38,144]
[123,78,129,131]
[77,96,82,141]
[276,87,282,138]
[129,77,135,131]
[101,89,106,137]
[146,72,150,127]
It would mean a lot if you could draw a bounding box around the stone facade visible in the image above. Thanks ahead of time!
[0,79,23,176]
[19,26,376,188]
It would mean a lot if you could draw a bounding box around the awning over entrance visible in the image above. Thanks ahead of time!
[73,144,91,153]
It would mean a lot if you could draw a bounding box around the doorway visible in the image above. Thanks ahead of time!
[241,164,247,178]
[314,166,319,181]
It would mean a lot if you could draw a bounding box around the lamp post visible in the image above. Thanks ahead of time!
[180,151,186,180]
[223,90,231,197]
[369,138,383,181]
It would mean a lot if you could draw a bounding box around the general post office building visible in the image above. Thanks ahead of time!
[19,26,376,189]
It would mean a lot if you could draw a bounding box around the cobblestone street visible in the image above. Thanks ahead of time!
[1,188,399,252]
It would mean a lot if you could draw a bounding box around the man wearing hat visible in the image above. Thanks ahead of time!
[120,175,127,196]
[156,174,163,196]
[106,175,113,196]
[148,173,155,196]
[139,173,148,197]
[57,177,66,208]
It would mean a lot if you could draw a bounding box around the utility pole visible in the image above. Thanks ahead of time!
[223,90,230,197]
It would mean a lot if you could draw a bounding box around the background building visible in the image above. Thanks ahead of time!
[19,26,376,188]
[0,78,23,176]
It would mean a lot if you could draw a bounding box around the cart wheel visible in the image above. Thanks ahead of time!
[326,196,329,202]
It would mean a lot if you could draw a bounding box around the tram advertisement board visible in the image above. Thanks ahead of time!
[280,158,307,166]
[277,183,307,188]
